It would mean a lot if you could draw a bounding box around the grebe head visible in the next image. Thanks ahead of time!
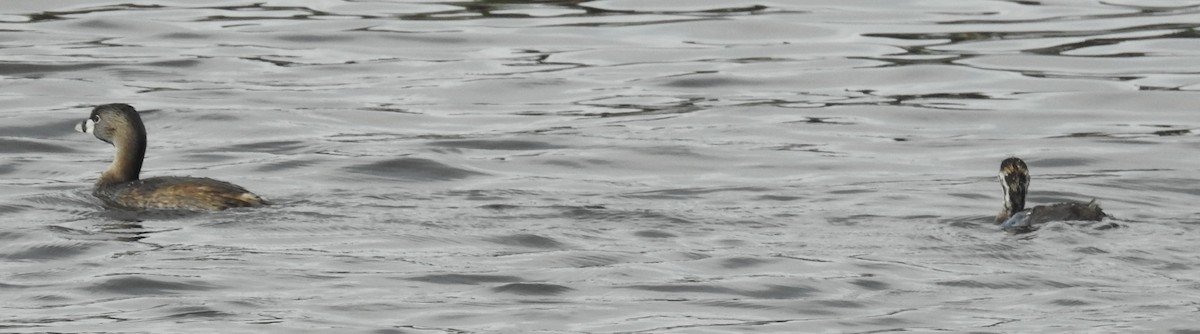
[997,157,1029,223]
[76,103,148,186]
[76,103,145,146]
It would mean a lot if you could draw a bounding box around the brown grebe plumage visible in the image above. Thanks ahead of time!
[76,103,267,211]
[996,157,1105,232]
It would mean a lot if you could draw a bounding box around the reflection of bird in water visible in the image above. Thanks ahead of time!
[995,157,1106,233]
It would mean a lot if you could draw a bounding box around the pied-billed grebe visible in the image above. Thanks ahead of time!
[995,157,1105,232]
[76,103,267,211]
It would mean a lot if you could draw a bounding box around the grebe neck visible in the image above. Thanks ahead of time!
[98,125,146,186]
[998,157,1029,221]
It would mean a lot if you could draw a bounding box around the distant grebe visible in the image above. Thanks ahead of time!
[995,157,1105,232]
[76,103,267,211]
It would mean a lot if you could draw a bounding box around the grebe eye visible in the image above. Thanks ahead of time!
[91,115,100,122]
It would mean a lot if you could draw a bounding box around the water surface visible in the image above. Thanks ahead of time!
[2,0,1200,332]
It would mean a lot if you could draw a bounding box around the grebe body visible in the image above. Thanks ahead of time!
[76,103,267,211]
[995,157,1104,232]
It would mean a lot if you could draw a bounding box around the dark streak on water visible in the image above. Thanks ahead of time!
[2,0,1200,333]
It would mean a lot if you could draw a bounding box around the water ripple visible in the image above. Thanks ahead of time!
[2,0,1199,332]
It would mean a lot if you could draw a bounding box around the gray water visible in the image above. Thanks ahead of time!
[2,1,1200,333]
